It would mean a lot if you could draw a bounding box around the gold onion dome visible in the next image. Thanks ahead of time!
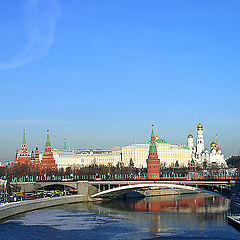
[197,122,203,129]
[188,133,193,138]
[210,140,216,148]
[155,135,160,140]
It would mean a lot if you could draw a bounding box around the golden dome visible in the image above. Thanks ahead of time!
[197,122,203,129]
[155,134,160,140]
[188,133,193,138]
[210,140,216,148]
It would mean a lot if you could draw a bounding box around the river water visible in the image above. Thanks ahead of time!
[0,193,239,239]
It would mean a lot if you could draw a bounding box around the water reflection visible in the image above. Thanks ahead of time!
[95,193,231,233]
[128,194,229,213]
[97,193,230,214]
[3,193,239,240]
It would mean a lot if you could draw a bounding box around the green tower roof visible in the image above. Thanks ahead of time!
[151,125,154,138]
[22,129,26,145]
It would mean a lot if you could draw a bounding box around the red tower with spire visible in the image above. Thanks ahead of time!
[147,125,160,179]
[40,130,57,171]
[16,129,31,164]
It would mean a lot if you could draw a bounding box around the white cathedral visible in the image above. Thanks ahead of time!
[187,122,227,167]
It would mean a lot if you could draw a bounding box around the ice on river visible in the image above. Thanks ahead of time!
[7,209,122,231]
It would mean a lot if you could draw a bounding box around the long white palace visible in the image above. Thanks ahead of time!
[50,122,227,170]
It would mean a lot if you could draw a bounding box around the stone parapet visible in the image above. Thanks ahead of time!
[0,195,85,220]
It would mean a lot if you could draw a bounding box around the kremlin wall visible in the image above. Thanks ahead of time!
[11,122,227,171]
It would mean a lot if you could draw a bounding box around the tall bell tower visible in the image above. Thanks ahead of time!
[196,122,204,154]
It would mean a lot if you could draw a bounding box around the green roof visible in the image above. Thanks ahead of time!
[148,138,167,144]
[155,138,167,144]
[151,125,155,138]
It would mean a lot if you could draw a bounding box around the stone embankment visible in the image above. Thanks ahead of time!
[0,195,88,220]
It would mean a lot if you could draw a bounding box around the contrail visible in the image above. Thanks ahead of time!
[0,0,61,71]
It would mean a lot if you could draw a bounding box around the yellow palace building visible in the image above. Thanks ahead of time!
[122,134,192,168]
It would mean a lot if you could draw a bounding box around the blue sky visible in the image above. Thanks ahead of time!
[0,0,240,161]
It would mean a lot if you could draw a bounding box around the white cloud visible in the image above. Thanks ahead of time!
[0,0,61,71]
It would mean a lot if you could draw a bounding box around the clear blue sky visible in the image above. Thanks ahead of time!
[0,0,240,161]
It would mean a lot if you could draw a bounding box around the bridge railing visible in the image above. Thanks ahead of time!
[2,172,239,183]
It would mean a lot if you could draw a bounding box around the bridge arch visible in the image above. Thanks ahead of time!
[36,182,78,191]
[91,183,223,199]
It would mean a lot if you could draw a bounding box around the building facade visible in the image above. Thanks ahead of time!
[52,147,121,170]
[122,140,192,168]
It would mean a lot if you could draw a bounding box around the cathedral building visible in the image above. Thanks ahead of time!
[187,122,227,167]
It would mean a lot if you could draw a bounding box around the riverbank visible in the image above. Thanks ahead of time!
[0,194,94,220]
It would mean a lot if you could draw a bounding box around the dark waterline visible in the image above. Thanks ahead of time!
[0,193,239,240]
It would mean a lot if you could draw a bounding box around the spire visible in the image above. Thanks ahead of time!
[63,139,67,150]
[151,124,155,141]
[155,124,160,139]
[46,130,51,146]
[150,125,157,150]
[216,134,220,149]
[22,129,26,145]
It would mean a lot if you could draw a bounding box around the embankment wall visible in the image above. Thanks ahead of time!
[0,195,86,220]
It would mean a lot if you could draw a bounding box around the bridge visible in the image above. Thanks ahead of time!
[89,180,234,199]
[10,180,237,199]
[91,183,221,199]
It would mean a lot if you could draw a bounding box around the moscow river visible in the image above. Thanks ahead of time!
[0,193,239,239]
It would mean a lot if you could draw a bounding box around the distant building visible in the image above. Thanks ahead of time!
[111,146,121,153]
[122,132,192,168]
[188,122,227,167]
[52,145,121,170]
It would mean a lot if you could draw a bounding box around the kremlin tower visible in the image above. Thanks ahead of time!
[40,130,57,171]
[34,147,40,167]
[13,129,57,171]
[147,125,160,179]
[14,129,31,165]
